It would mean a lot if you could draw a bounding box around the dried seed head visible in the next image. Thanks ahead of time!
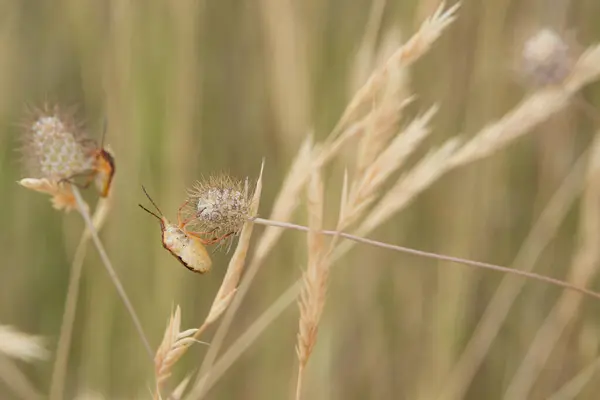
[185,174,253,241]
[521,28,573,87]
[21,106,95,181]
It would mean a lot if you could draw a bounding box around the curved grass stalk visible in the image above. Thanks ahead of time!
[71,187,153,359]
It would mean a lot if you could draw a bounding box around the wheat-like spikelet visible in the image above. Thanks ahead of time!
[296,165,327,400]
[504,132,600,400]
[349,40,600,247]
[154,306,199,394]
[355,71,410,177]
[337,2,459,130]
[356,137,462,240]
[0,325,48,362]
[340,106,437,231]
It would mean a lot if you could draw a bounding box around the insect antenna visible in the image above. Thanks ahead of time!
[138,204,162,221]
[140,185,165,219]
[99,116,108,148]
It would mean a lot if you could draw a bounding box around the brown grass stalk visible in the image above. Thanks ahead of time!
[504,132,600,400]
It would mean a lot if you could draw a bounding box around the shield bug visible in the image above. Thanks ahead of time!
[79,121,115,197]
[138,186,213,274]
[89,145,115,197]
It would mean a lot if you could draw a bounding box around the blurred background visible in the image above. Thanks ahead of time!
[1,0,600,399]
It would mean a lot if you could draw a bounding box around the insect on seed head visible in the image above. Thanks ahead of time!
[138,186,212,274]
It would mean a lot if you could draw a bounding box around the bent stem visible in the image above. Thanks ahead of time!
[49,196,113,400]
[250,217,600,302]
[71,187,153,359]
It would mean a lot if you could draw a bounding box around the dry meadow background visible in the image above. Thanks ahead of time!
[2,0,600,399]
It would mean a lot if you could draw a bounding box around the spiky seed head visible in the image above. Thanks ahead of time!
[521,28,573,87]
[21,106,95,181]
[186,174,253,240]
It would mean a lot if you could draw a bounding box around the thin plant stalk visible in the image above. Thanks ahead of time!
[0,354,42,400]
[49,196,112,400]
[71,187,153,359]
[251,218,600,301]
[547,357,600,400]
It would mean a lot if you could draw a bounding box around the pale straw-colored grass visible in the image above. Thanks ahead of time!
[155,162,264,398]
[154,306,202,398]
[185,137,313,392]
[0,325,48,362]
[336,1,459,131]
[0,325,47,400]
[503,132,600,400]
[340,106,437,231]
[50,195,113,400]
[437,149,590,400]
[198,39,600,396]
[295,165,327,400]
[547,356,600,400]
[0,354,42,400]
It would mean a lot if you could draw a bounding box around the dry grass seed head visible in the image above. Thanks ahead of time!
[20,105,95,181]
[340,106,437,231]
[186,174,253,243]
[520,28,574,88]
[297,165,327,368]
[154,306,201,386]
[206,161,264,324]
[337,2,459,129]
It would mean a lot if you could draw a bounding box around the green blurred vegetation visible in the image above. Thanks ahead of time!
[2,0,600,399]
